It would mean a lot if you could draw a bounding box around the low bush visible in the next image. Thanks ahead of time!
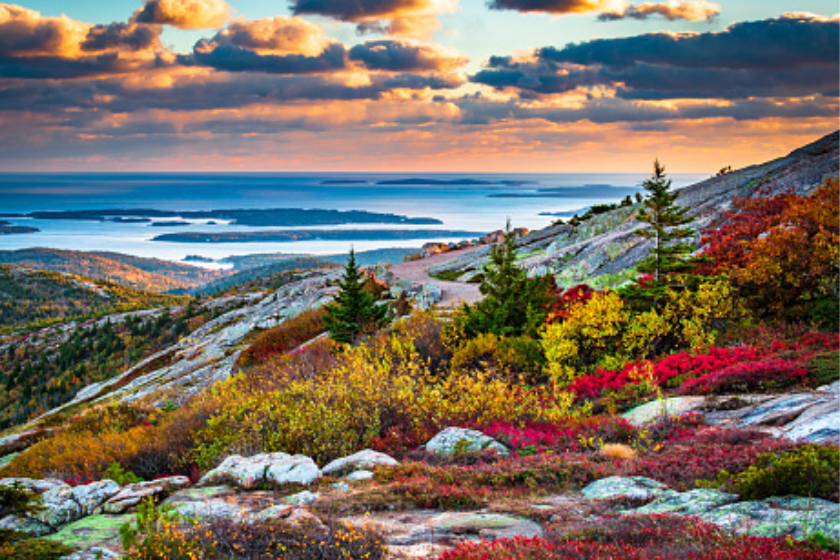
[450,333,545,383]
[438,515,838,560]
[238,307,327,366]
[679,358,808,395]
[121,498,386,560]
[731,444,839,502]
[0,538,76,560]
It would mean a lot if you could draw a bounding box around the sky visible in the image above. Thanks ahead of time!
[0,0,837,172]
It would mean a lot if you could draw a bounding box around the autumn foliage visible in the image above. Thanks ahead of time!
[699,177,839,326]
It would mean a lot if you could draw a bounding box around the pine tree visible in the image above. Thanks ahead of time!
[324,249,388,344]
[461,222,551,338]
[635,159,697,282]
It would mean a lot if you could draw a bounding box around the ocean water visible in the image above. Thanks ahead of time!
[0,172,706,266]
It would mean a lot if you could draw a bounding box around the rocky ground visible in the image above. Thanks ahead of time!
[2,400,838,559]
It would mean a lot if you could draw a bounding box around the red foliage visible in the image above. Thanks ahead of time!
[568,331,837,400]
[438,515,837,560]
[679,359,808,395]
[547,284,596,324]
[483,416,639,452]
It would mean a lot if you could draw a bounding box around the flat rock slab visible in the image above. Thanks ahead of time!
[44,514,134,554]
[633,489,739,516]
[621,397,705,427]
[343,510,542,557]
[581,476,674,502]
[698,496,840,541]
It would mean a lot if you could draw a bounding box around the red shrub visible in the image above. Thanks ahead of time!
[438,515,837,560]
[679,359,808,395]
[238,308,326,366]
[483,416,639,453]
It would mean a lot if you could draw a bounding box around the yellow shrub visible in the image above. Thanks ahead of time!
[541,278,744,387]
[193,317,579,467]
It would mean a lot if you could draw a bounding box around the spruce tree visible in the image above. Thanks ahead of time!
[462,222,551,338]
[324,249,388,344]
[635,159,697,282]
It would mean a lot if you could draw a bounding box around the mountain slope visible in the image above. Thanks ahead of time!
[0,248,226,293]
[428,131,839,287]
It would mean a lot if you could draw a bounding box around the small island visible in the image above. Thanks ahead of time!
[153,229,486,244]
[0,221,39,235]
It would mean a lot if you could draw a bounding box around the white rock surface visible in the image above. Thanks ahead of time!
[322,449,399,477]
[199,453,321,489]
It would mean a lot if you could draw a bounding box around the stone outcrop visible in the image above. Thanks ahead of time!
[622,381,840,445]
[198,453,322,489]
[424,427,510,456]
[580,476,840,541]
[99,476,190,514]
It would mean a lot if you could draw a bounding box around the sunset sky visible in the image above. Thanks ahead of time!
[1,0,837,172]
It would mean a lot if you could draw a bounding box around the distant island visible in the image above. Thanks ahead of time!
[19,208,443,227]
[375,178,536,186]
[150,221,191,227]
[320,180,369,185]
[183,255,216,263]
[539,208,590,217]
[0,221,39,235]
[490,185,640,198]
[153,229,485,244]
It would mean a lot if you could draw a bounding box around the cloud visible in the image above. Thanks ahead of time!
[134,0,229,30]
[82,23,162,52]
[186,41,348,74]
[0,4,89,57]
[349,39,468,72]
[290,0,458,39]
[598,0,720,21]
[216,16,331,56]
[472,14,839,99]
[487,0,718,20]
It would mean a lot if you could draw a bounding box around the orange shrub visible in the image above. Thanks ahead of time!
[238,307,327,366]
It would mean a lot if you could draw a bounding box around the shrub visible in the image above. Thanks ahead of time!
[451,333,545,383]
[193,322,577,466]
[0,539,76,560]
[732,444,839,502]
[806,351,840,387]
[121,498,386,560]
[679,359,808,395]
[238,307,327,366]
[438,515,839,560]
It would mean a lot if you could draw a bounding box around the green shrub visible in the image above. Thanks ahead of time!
[103,462,142,485]
[806,351,840,387]
[0,538,76,560]
[734,444,839,501]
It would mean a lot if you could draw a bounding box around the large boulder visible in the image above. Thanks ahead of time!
[424,427,509,456]
[321,449,399,477]
[198,453,321,490]
[581,476,675,502]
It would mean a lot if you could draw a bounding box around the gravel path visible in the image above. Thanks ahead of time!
[389,246,483,308]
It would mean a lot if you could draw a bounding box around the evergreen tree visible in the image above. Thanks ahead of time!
[324,249,388,344]
[635,159,697,282]
[459,222,551,338]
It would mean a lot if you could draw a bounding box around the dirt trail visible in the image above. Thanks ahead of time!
[389,245,483,307]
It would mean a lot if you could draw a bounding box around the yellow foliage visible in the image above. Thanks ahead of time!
[541,277,744,387]
[193,318,578,467]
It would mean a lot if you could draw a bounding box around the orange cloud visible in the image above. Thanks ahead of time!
[134,0,229,30]
[0,4,89,57]
[218,16,330,56]
[600,0,720,21]
[292,0,458,39]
